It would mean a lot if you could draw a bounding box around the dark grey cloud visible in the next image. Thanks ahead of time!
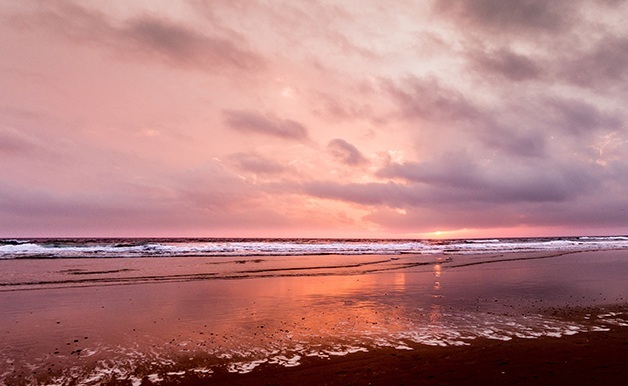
[8,1,264,73]
[384,76,478,122]
[479,125,547,158]
[546,97,623,136]
[327,139,369,166]
[301,152,626,232]
[384,75,550,159]
[376,155,479,190]
[470,48,544,82]
[376,155,596,205]
[450,5,628,93]
[307,65,627,232]
[120,16,263,71]
[522,198,628,229]
[228,153,287,174]
[560,36,628,88]
[385,71,625,161]
[434,0,578,34]
[223,110,309,141]
[472,97,618,159]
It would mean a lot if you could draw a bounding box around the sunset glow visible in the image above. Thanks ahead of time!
[1,1,627,238]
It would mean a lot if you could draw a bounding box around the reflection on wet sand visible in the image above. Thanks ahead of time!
[0,250,627,384]
[430,264,443,325]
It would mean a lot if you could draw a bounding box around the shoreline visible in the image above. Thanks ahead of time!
[204,319,628,386]
[5,306,627,385]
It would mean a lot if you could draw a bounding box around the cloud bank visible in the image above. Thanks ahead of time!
[0,0,626,238]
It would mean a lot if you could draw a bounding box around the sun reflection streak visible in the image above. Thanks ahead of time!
[432,263,442,294]
[429,263,444,323]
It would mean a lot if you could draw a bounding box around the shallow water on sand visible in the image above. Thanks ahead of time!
[0,250,626,385]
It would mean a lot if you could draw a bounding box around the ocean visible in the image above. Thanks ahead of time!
[3,235,628,259]
[1,236,627,384]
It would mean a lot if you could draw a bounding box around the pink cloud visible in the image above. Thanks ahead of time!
[327,139,369,166]
[1,0,627,237]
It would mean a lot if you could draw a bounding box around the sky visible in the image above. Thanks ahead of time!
[1,0,627,239]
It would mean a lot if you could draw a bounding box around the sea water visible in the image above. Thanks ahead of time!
[2,236,628,260]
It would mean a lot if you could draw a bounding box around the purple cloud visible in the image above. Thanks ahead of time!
[223,110,309,141]
[434,0,577,34]
[469,47,543,82]
[300,152,625,232]
[327,139,369,166]
[7,1,265,73]
[120,16,264,71]
[561,36,628,88]
[304,144,603,214]
[2,0,627,237]
[0,127,40,156]
[228,153,287,174]
[384,76,479,123]
[546,97,623,136]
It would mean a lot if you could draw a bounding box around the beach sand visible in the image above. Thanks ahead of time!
[4,318,627,385]
[207,319,628,385]
[1,249,627,385]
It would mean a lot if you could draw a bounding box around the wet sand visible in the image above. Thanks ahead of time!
[1,250,627,385]
[206,322,628,386]
[4,316,627,385]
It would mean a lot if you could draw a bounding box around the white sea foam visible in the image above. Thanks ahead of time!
[146,373,163,382]
[269,354,301,367]
[192,368,213,374]
[228,360,267,373]
[1,236,627,259]
[596,311,628,327]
